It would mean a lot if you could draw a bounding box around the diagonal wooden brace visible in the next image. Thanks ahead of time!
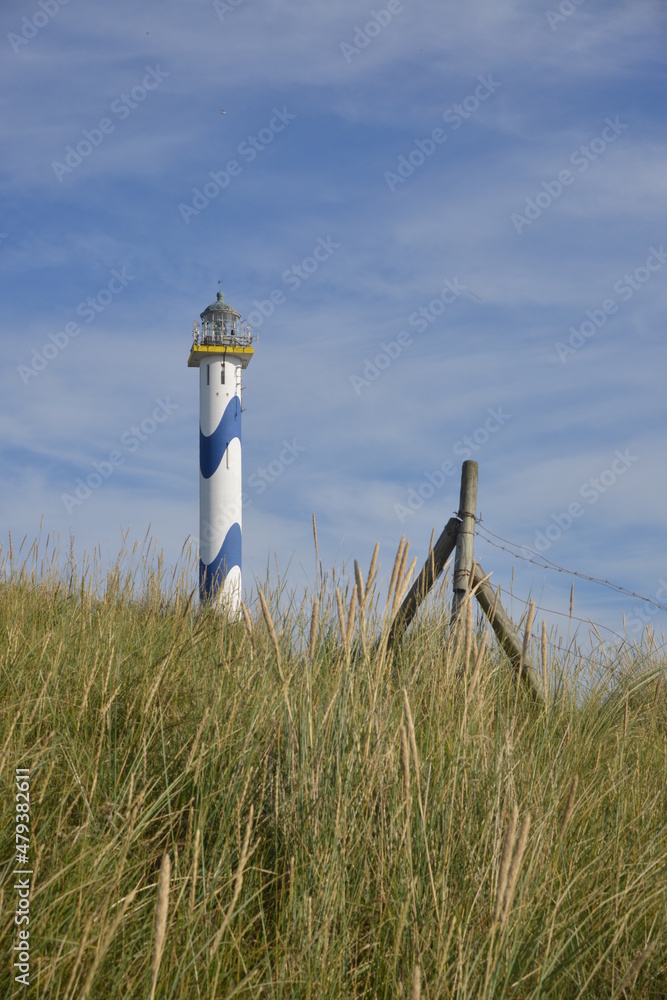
[386,517,461,649]
[472,561,543,700]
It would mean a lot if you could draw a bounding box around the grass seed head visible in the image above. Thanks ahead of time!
[410,964,421,1000]
[259,589,282,671]
[612,940,657,999]
[500,812,531,929]
[308,596,319,662]
[494,803,518,925]
[149,852,171,1000]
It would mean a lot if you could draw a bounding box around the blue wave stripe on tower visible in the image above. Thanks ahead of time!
[199,521,242,600]
[200,396,241,480]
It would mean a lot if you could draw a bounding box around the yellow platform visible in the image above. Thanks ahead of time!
[188,344,254,369]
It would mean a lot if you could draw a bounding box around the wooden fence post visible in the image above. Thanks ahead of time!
[471,562,543,700]
[386,517,461,649]
[452,461,478,622]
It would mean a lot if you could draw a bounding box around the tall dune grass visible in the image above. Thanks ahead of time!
[0,535,665,997]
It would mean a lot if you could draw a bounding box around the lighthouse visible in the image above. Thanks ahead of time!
[188,289,254,609]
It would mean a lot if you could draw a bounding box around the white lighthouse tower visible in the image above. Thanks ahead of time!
[188,289,254,609]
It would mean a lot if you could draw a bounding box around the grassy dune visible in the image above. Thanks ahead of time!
[0,537,666,998]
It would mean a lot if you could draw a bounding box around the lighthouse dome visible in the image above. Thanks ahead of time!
[200,289,241,321]
[199,289,246,345]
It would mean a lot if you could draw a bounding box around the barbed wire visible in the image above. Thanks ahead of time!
[495,587,628,643]
[507,587,667,665]
[469,520,667,613]
[469,570,667,672]
[452,509,667,669]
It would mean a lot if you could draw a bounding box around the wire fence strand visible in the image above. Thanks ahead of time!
[469,520,667,613]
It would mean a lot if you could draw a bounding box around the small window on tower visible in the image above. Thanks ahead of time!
[206,365,210,385]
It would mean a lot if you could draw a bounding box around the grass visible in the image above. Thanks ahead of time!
[0,532,666,998]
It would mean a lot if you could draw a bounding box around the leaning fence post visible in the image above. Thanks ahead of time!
[471,562,543,700]
[452,460,478,622]
[385,517,461,649]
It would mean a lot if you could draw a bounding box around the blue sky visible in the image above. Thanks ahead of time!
[2,0,666,648]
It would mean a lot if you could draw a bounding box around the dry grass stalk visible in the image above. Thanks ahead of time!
[0,712,20,777]
[541,619,548,703]
[623,692,629,740]
[493,804,518,925]
[75,651,99,726]
[611,940,657,999]
[410,964,422,1000]
[240,600,255,647]
[258,590,282,672]
[345,584,358,651]
[190,827,201,914]
[399,695,438,923]
[186,706,211,771]
[464,596,473,674]
[258,590,296,738]
[387,536,406,613]
[499,812,531,929]
[521,600,535,673]
[354,560,365,610]
[569,582,574,618]
[400,722,411,800]
[490,585,499,626]
[336,587,346,645]
[469,631,488,691]
[210,805,254,959]
[559,775,578,843]
[312,512,318,566]
[402,689,419,781]
[366,542,380,596]
[149,852,171,1000]
[392,552,416,619]
[653,675,662,706]
[79,888,137,1000]
[63,917,92,1000]
[27,666,57,730]
[392,892,411,973]
[308,597,319,663]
